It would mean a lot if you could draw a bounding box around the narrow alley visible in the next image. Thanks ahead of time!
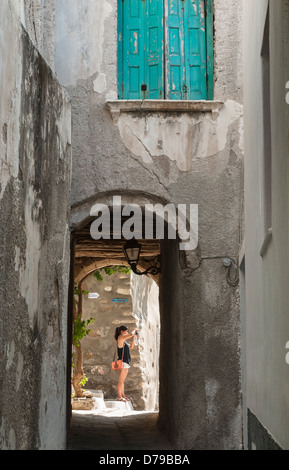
[1,0,289,452]
[68,409,173,451]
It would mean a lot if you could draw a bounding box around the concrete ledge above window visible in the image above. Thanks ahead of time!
[106,100,224,123]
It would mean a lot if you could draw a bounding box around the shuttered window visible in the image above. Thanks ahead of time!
[118,0,213,100]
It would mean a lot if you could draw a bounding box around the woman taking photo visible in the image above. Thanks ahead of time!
[114,325,138,402]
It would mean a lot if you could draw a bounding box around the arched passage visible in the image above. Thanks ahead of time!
[68,192,186,446]
[67,191,241,450]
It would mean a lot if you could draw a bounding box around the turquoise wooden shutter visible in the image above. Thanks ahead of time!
[119,0,210,100]
[166,0,208,100]
[166,0,185,100]
[145,0,164,99]
[206,0,214,100]
[184,0,207,99]
[122,0,145,99]
[119,0,164,100]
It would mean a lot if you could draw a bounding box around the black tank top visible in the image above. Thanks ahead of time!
[117,341,131,365]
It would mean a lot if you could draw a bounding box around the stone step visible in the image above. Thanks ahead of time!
[72,390,134,412]
[89,390,105,400]
[105,400,134,411]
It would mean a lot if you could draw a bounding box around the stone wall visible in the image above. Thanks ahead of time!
[243,0,289,450]
[159,239,242,449]
[0,1,71,450]
[130,273,160,412]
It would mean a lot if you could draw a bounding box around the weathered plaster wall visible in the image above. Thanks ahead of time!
[130,273,160,411]
[23,0,56,72]
[10,0,56,72]
[55,0,114,90]
[243,0,289,450]
[54,0,244,208]
[54,0,244,449]
[159,239,242,449]
[0,1,71,449]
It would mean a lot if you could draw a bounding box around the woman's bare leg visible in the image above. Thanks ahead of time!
[117,369,128,399]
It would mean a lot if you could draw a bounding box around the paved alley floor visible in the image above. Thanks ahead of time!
[67,408,173,451]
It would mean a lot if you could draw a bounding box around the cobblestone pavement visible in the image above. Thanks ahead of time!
[67,409,173,451]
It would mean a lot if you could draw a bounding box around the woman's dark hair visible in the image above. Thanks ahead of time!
[114,325,128,341]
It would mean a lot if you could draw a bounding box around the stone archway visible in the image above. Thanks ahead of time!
[74,257,160,286]
[69,192,181,435]
[68,191,241,450]
[70,196,163,411]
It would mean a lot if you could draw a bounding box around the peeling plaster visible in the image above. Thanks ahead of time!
[94,73,107,94]
[16,352,24,392]
[0,425,16,450]
[105,90,118,101]
[0,419,6,449]
[5,340,15,371]
[11,0,25,25]
[14,246,21,272]
[19,186,42,328]
[8,428,17,449]
[116,100,243,172]
[0,2,22,201]
[55,0,113,86]
[205,378,220,419]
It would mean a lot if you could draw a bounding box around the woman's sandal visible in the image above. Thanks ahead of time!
[117,397,127,402]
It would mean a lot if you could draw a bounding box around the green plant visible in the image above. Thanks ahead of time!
[74,287,89,304]
[73,316,95,347]
[93,265,131,282]
[79,375,88,387]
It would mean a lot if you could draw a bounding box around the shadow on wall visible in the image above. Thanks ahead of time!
[79,269,160,411]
